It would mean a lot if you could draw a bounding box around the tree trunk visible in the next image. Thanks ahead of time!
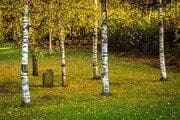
[21,5,31,105]
[49,4,53,54]
[57,2,67,87]
[0,10,2,41]
[30,45,38,76]
[177,43,180,68]
[101,0,111,95]
[146,0,152,22]
[60,29,67,87]
[175,1,180,69]
[92,0,100,79]
[49,31,53,54]
[158,0,167,81]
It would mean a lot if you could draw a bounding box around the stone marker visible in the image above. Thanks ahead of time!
[42,69,54,87]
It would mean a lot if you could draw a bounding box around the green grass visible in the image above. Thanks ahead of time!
[0,45,179,120]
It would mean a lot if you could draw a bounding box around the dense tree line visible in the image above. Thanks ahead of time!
[0,0,178,56]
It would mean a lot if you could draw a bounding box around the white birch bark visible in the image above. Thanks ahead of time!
[60,29,67,87]
[92,0,99,79]
[49,4,53,54]
[49,31,53,54]
[101,0,110,95]
[21,5,31,104]
[57,2,67,87]
[158,0,167,80]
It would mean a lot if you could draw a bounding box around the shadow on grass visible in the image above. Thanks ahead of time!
[0,81,21,94]
[40,94,66,102]
[87,77,101,81]
[30,84,61,88]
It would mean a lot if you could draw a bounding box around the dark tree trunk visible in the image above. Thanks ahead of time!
[30,45,38,76]
[175,0,180,69]
[177,42,180,68]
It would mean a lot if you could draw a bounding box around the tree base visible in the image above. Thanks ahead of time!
[62,84,68,87]
[160,77,168,81]
[32,72,39,76]
[49,50,54,55]
[100,91,112,96]
[93,75,101,80]
[20,101,31,107]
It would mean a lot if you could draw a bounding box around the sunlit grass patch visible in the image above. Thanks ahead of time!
[0,47,11,50]
[0,47,179,120]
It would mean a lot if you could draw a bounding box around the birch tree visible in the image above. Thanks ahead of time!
[92,0,100,79]
[48,2,53,54]
[57,1,67,87]
[21,5,31,104]
[60,28,67,87]
[101,0,111,95]
[158,0,167,81]
[49,30,53,54]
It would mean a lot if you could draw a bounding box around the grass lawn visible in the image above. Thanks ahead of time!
[0,45,179,120]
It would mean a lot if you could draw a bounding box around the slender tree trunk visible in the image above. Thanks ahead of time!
[21,5,31,105]
[158,0,167,81]
[28,9,38,77]
[101,0,111,95]
[175,1,180,69]
[57,2,67,87]
[148,7,152,22]
[0,10,2,41]
[49,4,53,54]
[60,29,67,87]
[147,0,152,22]
[92,0,100,79]
[49,31,53,54]
[30,45,38,76]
